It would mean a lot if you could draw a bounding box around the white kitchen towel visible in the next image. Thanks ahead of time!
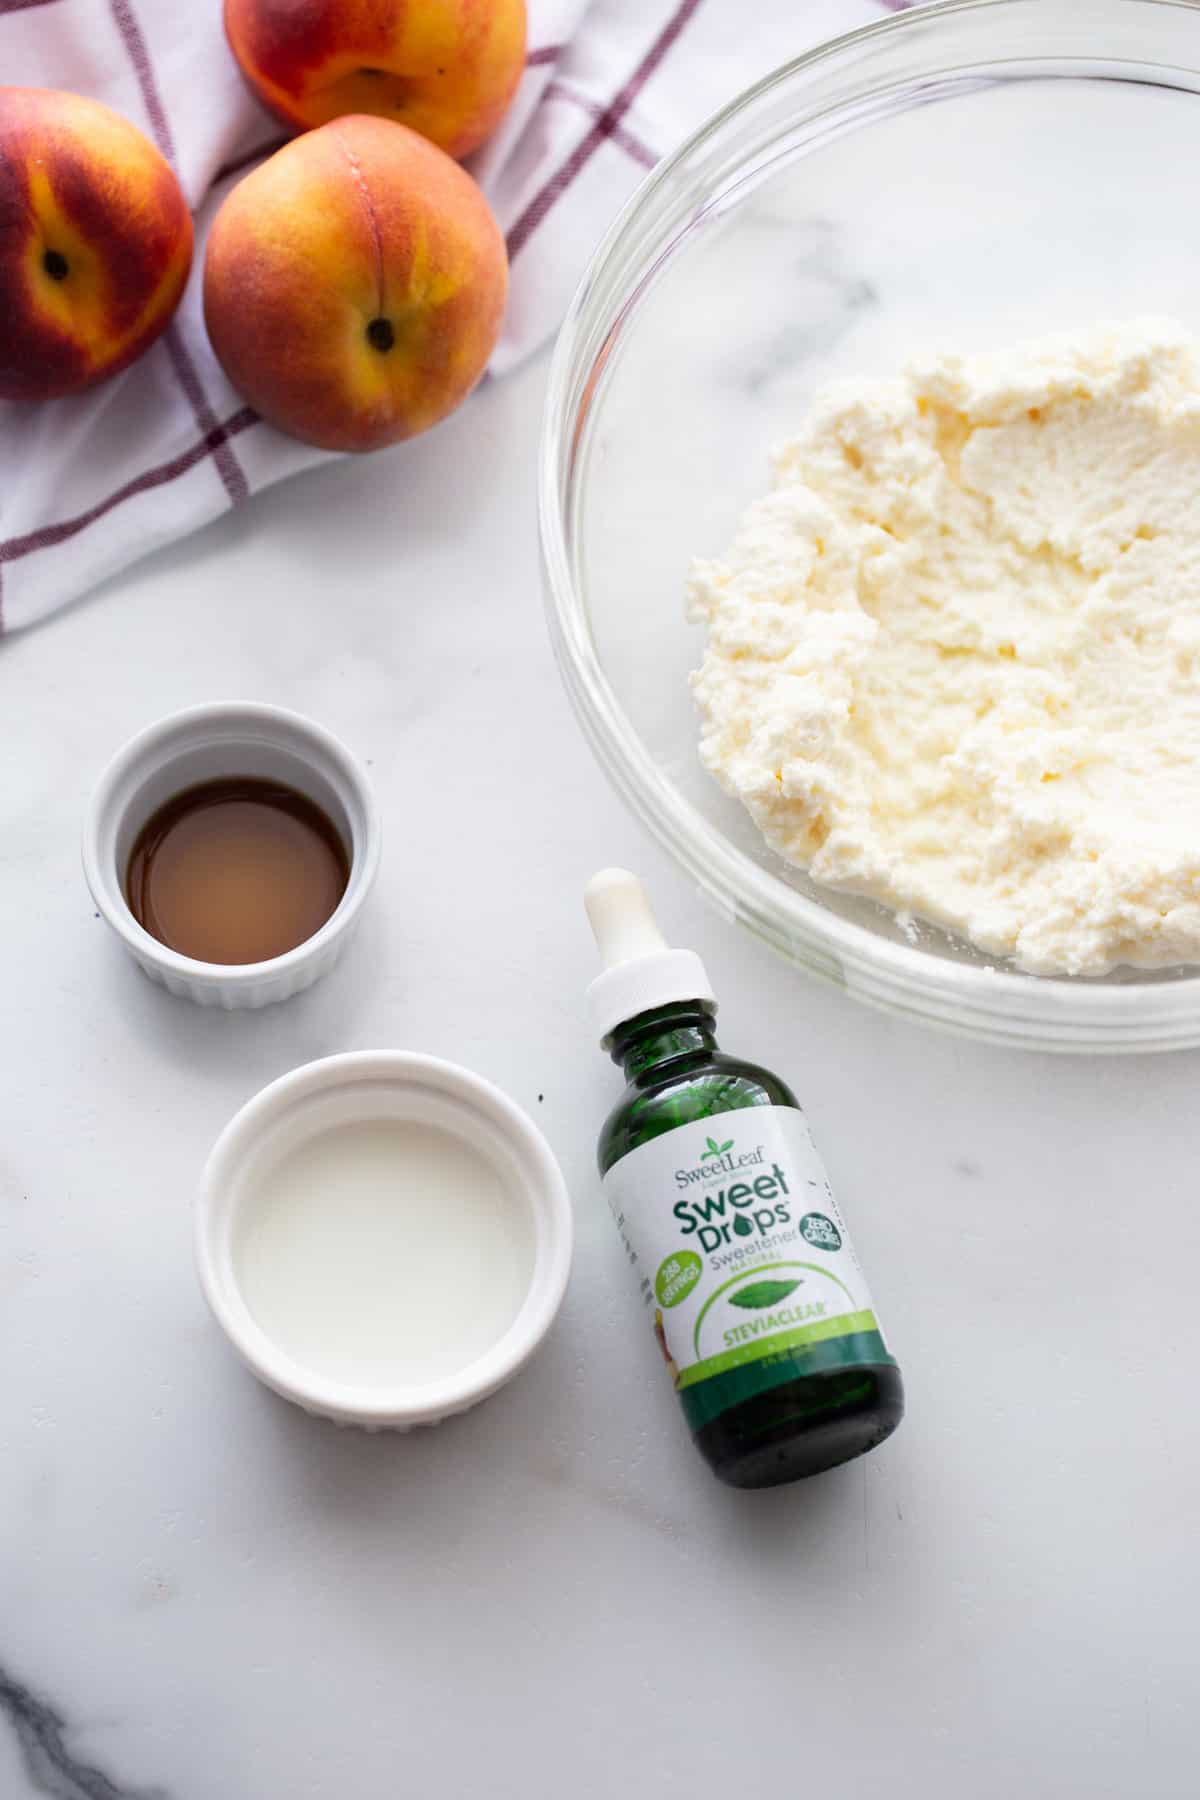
[0,0,911,632]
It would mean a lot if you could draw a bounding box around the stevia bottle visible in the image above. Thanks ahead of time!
[585,869,904,1489]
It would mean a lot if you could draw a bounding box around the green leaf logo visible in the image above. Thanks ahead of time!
[729,1278,802,1310]
[701,1136,735,1160]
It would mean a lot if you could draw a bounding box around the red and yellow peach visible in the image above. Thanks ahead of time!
[224,0,527,160]
[0,86,193,402]
[203,114,508,452]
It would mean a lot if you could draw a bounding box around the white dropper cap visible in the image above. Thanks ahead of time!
[584,869,716,1045]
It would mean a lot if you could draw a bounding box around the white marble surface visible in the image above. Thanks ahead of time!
[3,354,1200,1800]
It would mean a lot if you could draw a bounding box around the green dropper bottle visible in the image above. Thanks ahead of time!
[585,869,904,1489]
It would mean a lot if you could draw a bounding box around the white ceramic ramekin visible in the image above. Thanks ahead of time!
[82,702,380,1009]
[196,1052,573,1429]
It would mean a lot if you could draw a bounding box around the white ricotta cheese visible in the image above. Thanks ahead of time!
[688,319,1200,975]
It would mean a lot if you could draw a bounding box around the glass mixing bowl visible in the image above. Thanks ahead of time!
[541,0,1200,1054]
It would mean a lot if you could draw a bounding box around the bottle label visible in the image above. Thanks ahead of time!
[602,1106,891,1422]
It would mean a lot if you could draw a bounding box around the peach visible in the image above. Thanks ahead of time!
[0,87,193,402]
[203,115,507,452]
[224,0,526,159]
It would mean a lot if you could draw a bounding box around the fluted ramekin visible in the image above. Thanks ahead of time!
[82,701,380,1009]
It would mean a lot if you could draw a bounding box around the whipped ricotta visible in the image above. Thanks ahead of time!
[689,320,1200,975]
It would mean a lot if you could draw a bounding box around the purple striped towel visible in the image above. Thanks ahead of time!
[0,0,906,632]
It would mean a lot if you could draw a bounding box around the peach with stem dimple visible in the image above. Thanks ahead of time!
[224,0,527,159]
[202,114,508,453]
[0,86,193,402]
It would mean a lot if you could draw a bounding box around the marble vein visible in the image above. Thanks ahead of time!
[725,216,878,395]
[0,1663,165,1800]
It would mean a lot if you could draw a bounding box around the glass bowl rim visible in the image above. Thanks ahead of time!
[538,0,1200,1051]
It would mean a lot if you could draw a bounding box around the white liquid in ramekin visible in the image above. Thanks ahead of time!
[234,1120,537,1388]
